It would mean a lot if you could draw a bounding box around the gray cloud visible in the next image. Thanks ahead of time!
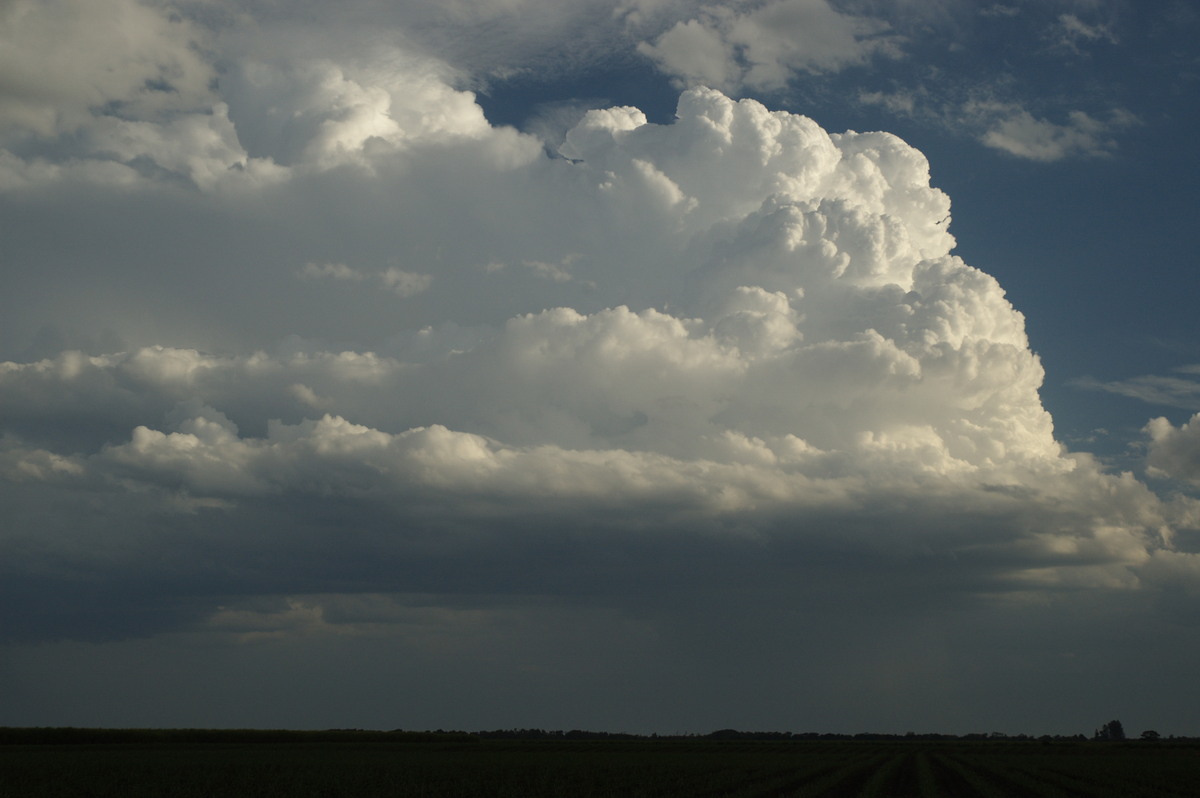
[0,0,215,138]
[858,88,1140,163]
[975,105,1139,162]
[1048,8,1120,54]
[638,0,901,93]
[1145,414,1200,488]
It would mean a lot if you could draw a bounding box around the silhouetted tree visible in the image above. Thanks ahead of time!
[1141,729,1161,741]
[1095,720,1126,741]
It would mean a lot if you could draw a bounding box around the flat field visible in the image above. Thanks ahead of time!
[2,734,1197,797]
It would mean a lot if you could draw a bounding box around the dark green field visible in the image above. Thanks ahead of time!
[3,732,1197,797]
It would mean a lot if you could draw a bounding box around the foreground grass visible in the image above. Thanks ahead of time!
[2,733,1197,797]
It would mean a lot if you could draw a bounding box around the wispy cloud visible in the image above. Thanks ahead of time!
[299,263,433,297]
[859,90,1139,162]
[979,4,1021,19]
[300,262,366,282]
[1076,367,1200,411]
[1052,12,1119,53]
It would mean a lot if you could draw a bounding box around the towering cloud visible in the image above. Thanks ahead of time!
[3,52,1191,649]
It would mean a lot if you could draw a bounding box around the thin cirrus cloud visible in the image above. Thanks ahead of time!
[1076,367,1200,412]
[2,0,1199,732]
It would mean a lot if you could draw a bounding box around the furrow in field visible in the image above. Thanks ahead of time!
[923,750,991,798]
[854,749,921,798]
[947,751,1093,798]
[726,760,856,798]
[1008,751,1199,798]
[937,751,1048,798]
[783,751,890,798]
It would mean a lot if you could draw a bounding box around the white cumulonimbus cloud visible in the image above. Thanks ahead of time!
[0,4,1196,648]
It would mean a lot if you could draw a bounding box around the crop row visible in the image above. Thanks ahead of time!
[2,740,1196,797]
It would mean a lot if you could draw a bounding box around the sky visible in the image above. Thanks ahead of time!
[2,0,1200,737]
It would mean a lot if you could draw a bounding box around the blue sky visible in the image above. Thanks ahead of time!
[2,0,1200,736]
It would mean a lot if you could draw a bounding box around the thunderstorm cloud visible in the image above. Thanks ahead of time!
[2,0,1198,734]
